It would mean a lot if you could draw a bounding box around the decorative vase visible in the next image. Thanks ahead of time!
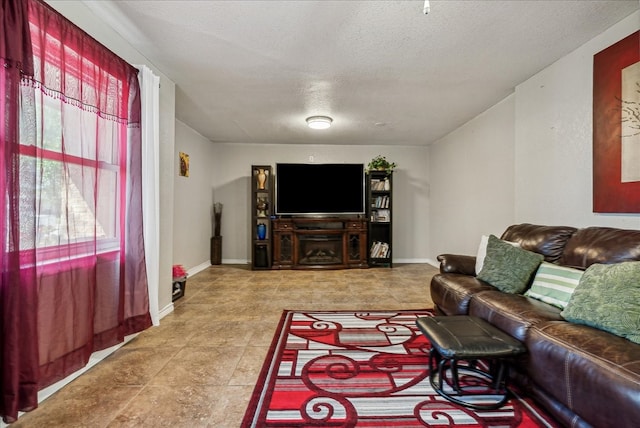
[384,179,391,191]
[256,197,268,217]
[257,168,267,190]
[257,223,267,240]
[210,236,222,265]
[213,202,223,237]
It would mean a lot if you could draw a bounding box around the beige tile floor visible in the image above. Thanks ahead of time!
[12,263,438,427]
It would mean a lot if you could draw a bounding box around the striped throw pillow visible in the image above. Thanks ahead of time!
[525,262,583,309]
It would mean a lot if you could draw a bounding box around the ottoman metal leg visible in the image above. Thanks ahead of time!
[429,354,511,410]
[417,316,526,411]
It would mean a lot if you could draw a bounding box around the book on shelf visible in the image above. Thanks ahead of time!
[370,179,387,191]
[371,209,390,222]
[370,241,390,258]
[372,195,389,208]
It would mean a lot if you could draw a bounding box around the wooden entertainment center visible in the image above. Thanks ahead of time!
[272,217,368,269]
[250,164,393,270]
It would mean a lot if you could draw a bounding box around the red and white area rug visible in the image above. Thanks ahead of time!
[242,309,558,427]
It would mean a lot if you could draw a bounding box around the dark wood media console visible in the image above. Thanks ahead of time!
[272,217,368,269]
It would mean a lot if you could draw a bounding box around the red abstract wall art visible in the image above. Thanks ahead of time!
[593,31,640,213]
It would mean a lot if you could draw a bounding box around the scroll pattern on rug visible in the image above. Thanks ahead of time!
[242,309,557,427]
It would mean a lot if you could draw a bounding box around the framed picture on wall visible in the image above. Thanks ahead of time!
[179,152,190,177]
[593,31,640,213]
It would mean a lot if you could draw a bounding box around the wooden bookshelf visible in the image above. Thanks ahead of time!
[250,165,273,269]
[367,171,393,267]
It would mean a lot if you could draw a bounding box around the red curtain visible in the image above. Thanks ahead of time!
[0,0,38,422]
[1,0,151,423]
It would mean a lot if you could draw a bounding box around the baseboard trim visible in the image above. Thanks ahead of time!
[221,259,249,265]
[392,258,439,267]
[206,259,439,268]
[187,261,211,277]
[159,302,174,320]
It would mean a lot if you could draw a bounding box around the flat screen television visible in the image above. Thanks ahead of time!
[275,163,365,216]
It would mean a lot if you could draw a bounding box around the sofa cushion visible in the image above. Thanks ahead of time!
[525,262,583,309]
[561,261,640,344]
[526,321,640,428]
[560,226,640,269]
[475,235,489,274]
[500,223,577,263]
[477,235,544,294]
[475,235,520,275]
[469,290,563,342]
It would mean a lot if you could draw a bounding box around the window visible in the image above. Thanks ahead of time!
[20,94,121,257]
[17,22,130,262]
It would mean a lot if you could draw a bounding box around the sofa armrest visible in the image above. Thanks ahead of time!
[436,254,477,275]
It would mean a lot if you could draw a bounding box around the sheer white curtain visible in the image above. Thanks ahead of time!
[137,65,161,325]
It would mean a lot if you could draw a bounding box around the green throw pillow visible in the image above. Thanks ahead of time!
[561,261,640,344]
[477,234,544,294]
[525,262,584,309]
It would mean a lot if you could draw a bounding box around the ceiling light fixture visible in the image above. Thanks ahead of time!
[306,116,333,130]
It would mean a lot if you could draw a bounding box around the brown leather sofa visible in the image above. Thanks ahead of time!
[430,224,640,428]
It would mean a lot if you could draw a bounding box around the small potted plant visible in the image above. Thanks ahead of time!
[367,155,397,174]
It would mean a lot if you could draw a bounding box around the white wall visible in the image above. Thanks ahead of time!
[515,11,640,230]
[173,121,217,269]
[428,11,640,261]
[209,144,430,264]
[429,95,516,258]
[47,1,177,312]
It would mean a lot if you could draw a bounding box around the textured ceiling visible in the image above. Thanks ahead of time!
[84,0,638,146]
